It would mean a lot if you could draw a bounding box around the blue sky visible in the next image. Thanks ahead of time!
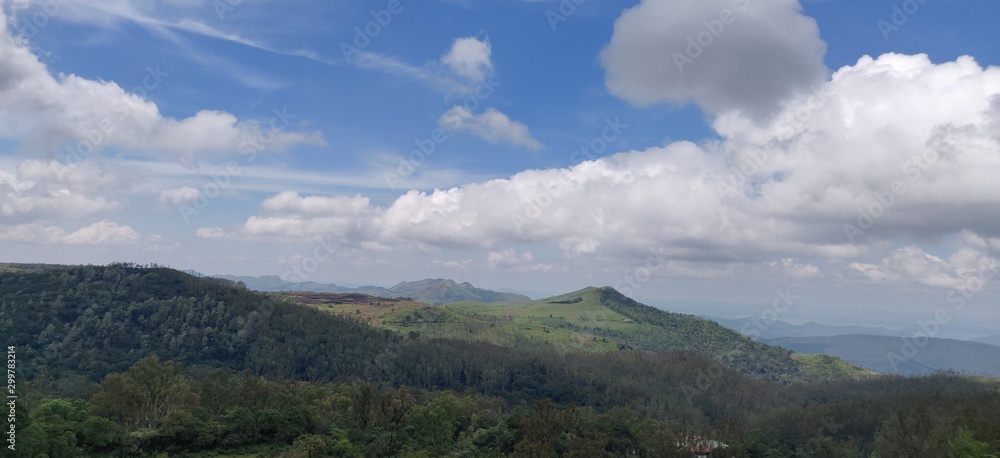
[2,0,1000,335]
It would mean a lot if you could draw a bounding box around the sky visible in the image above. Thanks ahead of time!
[2,0,1000,334]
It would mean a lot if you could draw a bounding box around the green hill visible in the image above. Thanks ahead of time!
[289,286,874,382]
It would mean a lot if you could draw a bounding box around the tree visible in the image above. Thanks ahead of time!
[949,427,992,458]
[92,355,192,430]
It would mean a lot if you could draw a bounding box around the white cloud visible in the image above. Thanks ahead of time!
[0,219,139,245]
[207,53,1000,286]
[847,236,999,289]
[261,191,371,217]
[487,248,534,268]
[0,5,324,160]
[63,219,140,245]
[600,0,827,119]
[348,35,499,97]
[441,36,493,83]
[440,106,542,150]
[0,160,127,223]
[769,258,821,279]
[196,227,228,240]
[486,248,557,272]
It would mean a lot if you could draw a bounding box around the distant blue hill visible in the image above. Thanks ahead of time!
[764,334,1000,377]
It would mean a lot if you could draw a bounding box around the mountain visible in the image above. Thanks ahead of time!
[973,335,1000,347]
[285,286,873,382]
[213,274,526,304]
[765,334,1000,377]
[709,315,904,339]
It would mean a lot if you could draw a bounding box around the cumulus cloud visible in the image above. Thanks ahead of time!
[486,248,533,268]
[847,234,999,289]
[349,35,498,96]
[485,248,557,272]
[600,0,827,119]
[440,106,542,150]
[0,160,128,223]
[63,219,140,245]
[205,53,1000,287]
[441,36,493,83]
[0,5,324,160]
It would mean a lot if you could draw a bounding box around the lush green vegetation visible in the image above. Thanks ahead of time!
[3,263,999,456]
[296,287,874,382]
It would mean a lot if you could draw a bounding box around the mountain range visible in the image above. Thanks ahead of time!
[708,315,905,339]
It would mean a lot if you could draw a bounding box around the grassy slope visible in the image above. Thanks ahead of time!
[289,286,874,382]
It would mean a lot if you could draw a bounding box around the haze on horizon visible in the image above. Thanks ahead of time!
[1,0,999,334]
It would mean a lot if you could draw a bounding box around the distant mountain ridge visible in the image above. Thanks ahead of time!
[765,334,1000,377]
[708,315,904,339]
[213,274,529,305]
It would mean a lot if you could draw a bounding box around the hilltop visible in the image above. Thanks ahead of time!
[286,286,873,382]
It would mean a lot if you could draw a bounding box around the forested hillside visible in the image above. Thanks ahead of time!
[290,287,870,382]
[2,264,999,456]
